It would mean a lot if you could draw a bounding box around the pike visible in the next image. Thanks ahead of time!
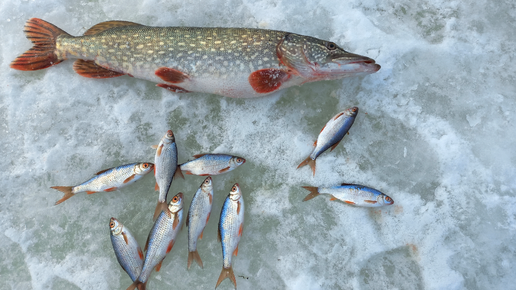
[11,18,380,98]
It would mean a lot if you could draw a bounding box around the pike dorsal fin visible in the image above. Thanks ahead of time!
[83,20,142,36]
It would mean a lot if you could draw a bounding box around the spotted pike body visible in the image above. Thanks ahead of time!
[127,193,184,290]
[297,107,358,176]
[180,154,245,176]
[216,184,244,289]
[51,162,153,205]
[11,18,380,98]
[302,184,394,207]
[186,177,214,269]
[110,218,144,282]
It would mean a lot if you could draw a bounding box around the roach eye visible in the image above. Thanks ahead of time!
[173,197,178,202]
[110,222,114,228]
[143,163,149,168]
[326,42,337,50]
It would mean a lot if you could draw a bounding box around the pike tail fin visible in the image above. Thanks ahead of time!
[51,186,74,205]
[153,201,168,221]
[10,18,69,71]
[187,250,203,269]
[301,186,320,201]
[296,156,316,176]
[215,266,236,289]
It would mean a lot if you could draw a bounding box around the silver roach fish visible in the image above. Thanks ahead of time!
[180,154,245,176]
[186,177,214,269]
[127,192,184,290]
[11,18,380,98]
[51,162,154,205]
[302,184,394,207]
[152,130,183,221]
[216,184,245,289]
[110,217,144,282]
[297,107,358,176]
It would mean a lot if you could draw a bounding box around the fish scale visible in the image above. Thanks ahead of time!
[11,18,380,98]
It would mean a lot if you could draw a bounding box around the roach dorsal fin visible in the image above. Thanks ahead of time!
[83,21,142,36]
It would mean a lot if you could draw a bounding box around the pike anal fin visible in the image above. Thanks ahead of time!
[73,60,124,78]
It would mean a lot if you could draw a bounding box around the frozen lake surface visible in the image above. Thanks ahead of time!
[0,0,515,289]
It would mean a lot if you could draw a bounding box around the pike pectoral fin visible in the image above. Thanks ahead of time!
[157,83,189,93]
[73,60,124,78]
[248,69,290,93]
[83,21,141,35]
[155,67,189,83]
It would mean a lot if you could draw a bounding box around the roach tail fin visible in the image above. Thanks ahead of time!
[51,186,74,205]
[126,281,146,290]
[153,201,168,221]
[301,186,320,202]
[187,250,203,269]
[10,18,70,71]
[215,266,236,289]
[296,156,316,176]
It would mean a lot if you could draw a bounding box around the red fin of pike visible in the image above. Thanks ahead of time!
[10,18,68,71]
[157,83,190,93]
[83,20,141,36]
[301,186,320,202]
[216,267,236,289]
[155,67,189,83]
[73,59,124,78]
[248,69,290,93]
[297,156,316,176]
[187,250,204,269]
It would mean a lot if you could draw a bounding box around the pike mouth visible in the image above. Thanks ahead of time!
[331,55,381,73]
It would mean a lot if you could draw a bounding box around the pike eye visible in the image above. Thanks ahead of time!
[326,42,337,50]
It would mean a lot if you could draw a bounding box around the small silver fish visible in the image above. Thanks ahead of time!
[297,107,358,176]
[152,130,183,220]
[51,162,154,205]
[216,184,245,289]
[186,177,214,269]
[302,184,394,207]
[180,154,245,176]
[127,192,184,290]
[110,217,144,282]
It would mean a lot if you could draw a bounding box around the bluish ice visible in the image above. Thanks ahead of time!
[0,0,515,289]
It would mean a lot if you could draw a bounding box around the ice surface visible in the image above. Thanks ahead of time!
[0,0,515,289]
